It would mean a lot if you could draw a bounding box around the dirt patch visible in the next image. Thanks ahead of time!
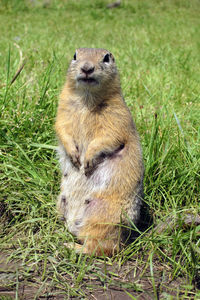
[1,210,199,299]
[0,251,196,299]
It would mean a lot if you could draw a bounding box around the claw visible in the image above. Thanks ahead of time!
[84,160,93,176]
[70,153,81,169]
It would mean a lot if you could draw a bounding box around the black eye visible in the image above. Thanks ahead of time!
[73,53,76,60]
[103,53,110,63]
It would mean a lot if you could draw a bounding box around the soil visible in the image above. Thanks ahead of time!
[1,206,199,299]
[0,251,197,300]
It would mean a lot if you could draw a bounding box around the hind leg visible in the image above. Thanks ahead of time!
[64,242,87,253]
[64,237,119,257]
[77,223,122,256]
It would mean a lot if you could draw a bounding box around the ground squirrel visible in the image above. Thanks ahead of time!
[55,48,144,256]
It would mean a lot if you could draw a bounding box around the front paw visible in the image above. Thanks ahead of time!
[84,152,106,176]
[84,158,94,177]
[69,150,81,169]
[68,145,81,169]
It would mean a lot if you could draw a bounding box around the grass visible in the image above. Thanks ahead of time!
[0,0,200,298]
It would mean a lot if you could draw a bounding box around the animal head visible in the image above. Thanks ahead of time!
[67,48,119,97]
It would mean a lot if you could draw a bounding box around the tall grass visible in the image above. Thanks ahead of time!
[0,0,200,298]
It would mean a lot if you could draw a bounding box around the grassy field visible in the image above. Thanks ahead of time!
[0,0,200,298]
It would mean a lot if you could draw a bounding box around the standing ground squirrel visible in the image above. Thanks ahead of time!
[55,48,144,256]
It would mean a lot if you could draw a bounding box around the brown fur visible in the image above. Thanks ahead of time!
[55,48,144,256]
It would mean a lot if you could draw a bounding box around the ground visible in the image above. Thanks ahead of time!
[0,0,200,299]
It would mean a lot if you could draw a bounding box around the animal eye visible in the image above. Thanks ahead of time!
[85,199,91,205]
[73,53,76,60]
[103,53,110,63]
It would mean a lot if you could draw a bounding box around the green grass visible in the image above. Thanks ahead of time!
[0,0,200,298]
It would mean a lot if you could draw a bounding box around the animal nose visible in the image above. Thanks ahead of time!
[81,62,95,75]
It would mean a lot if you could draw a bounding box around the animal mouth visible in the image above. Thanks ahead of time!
[77,76,98,85]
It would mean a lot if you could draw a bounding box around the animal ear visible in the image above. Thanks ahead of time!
[73,51,77,60]
[110,53,115,62]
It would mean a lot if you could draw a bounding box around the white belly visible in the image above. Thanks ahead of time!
[58,144,115,201]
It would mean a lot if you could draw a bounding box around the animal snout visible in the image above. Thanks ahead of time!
[81,62,95,75]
